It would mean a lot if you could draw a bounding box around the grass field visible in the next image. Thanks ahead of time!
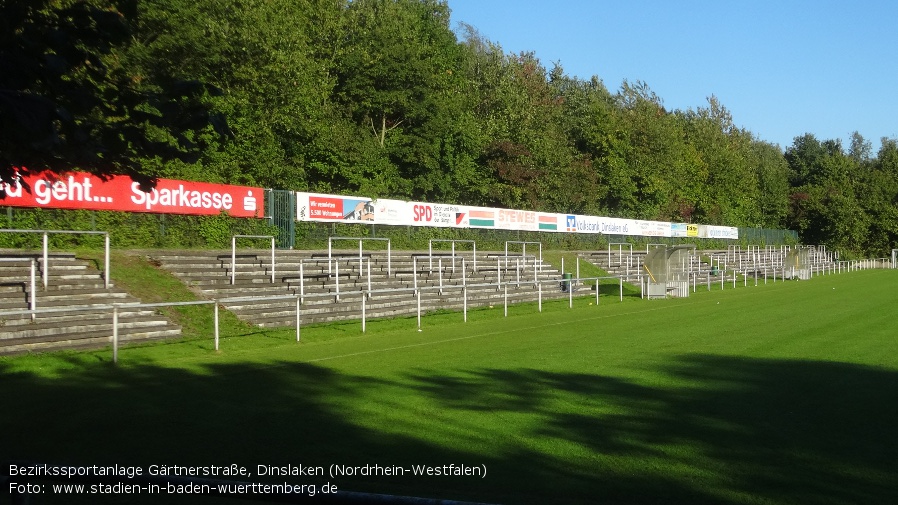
[2,267,897,504]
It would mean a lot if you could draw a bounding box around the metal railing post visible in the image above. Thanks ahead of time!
[473,242,477,272]
[569,278,573,308]
[231,236,236,285]
[299,262,305,303]
[112,304,119,363]
[104,233,110,289]
[461,258,466,287]
[452,242,456,273]
[214,302,220,351]
[296,296,302,342]
[42,232,48,289]
[504,284,508,317]
[416,290,421,330]
[335,260,340,300]
[29,259,36,321]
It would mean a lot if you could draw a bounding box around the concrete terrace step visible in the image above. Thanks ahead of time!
[0,325,183,355]
[0,312,176,339]
[0,250,182,354]
[0,307,164,327]
[251,288,577,327]
[147,248,585,328]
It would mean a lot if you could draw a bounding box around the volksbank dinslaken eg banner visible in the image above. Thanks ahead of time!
[295,192,738,240]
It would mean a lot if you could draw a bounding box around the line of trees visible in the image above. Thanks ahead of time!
[2,0,896,256]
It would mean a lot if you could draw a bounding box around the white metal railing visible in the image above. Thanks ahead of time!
[0,257,37,319]
[608,242,633,268]
[328,237,391,277]
[231,235,275,285]
[428,239,476,273]
[412,256,469,294]
[505,241,543,271]
[0,274,629,361]
[0,229,110,289]
[488,254,538,288]
[358,275,624,332]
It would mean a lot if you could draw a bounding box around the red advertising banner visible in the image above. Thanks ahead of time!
[0,171,264,218]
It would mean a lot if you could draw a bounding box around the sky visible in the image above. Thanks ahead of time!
[446,0,898,151]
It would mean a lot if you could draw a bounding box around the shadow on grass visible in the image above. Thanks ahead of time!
[2,354,896,504]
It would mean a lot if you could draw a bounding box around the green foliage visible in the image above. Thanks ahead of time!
[4,0,894,255]
[3,270,898,504]
[0,0,229,188]
[0,207,277,249]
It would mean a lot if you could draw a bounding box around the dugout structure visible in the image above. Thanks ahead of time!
[785,248,811,280]
[642,244,696,299]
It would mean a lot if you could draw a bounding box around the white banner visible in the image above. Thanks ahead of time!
[703,225,739,239]
[372,199,410,226]
[295,191,738,239]
[406,201,465,228]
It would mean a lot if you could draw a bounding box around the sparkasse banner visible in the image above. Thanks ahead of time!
[0,171,264,218]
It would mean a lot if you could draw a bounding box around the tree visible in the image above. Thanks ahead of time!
[0,0,228,192]
[332,0,471,198]
[785,134,869,253]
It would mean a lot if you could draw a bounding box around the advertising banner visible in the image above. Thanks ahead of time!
[292,191,737,240]
[537,213,561,232]
[564,214,601,234]
[600,217,634,235]
[407,201,463,228]
[457,207,497,229]
[297,192,373,223]
[372,199,410,226]
[670,223,699,238]
[703,225,739,240]
[495,208,538,231]
[0,171,263,217]
[632,220,671,237]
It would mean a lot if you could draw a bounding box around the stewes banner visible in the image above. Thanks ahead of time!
[0,171,264,218]
[296,192,738,239]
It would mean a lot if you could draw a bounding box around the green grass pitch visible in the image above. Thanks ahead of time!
[2,269,897,504]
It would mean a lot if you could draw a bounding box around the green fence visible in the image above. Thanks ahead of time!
[0,206,800,251]
[0,207,277,249]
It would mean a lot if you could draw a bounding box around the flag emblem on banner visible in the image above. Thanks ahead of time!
[538,215,558,231]
[468,210,495,227]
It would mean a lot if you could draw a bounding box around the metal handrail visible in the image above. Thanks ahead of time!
[328,237,391,277]
[428,239,477,273]
[0,257,37,318]
[231,235,275,284]
[0,228,110,289]
[504,241,542,270]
